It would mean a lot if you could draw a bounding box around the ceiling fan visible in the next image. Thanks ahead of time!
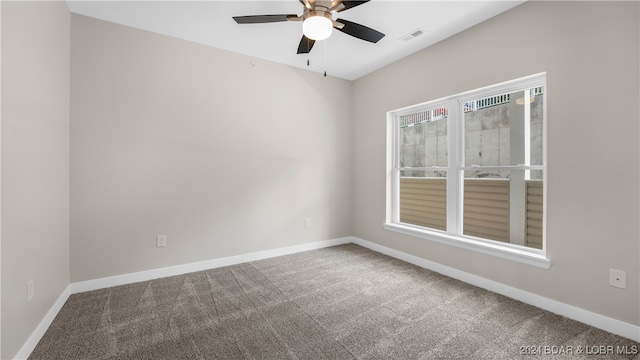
[233,0,385,55]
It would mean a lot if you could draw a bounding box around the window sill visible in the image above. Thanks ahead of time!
[383,223,551,269]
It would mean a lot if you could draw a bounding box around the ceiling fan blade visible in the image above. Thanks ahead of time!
[337,1,370,12]
[233,14,297,24]
[299,0,313,10]
[334,18,384,43]
[297,35,316,54]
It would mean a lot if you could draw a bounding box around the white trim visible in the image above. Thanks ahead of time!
[386,111,397,224]
[456,73,547,104]
[447,98,461,235]
[351,236,640,342]
[70,237,352,294]
[14,286,72,360]
[386,73,549,263]
[18,237,352,359]
[383,222,550,269]
[16,235,639,360]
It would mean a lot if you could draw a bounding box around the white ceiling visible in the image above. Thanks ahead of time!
[66,0,526,80]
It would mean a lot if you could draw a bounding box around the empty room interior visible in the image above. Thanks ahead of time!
[2,0,640,359]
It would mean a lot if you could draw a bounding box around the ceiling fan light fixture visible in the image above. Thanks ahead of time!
[303,11,333,40]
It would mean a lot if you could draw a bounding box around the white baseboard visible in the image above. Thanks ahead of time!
[14,285,71,360]
[17,235,639,360]
[70,237,352,294]
[18,237,352,360]
[351,236,640,342]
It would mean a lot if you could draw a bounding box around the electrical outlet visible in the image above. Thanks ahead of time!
[156,235,167,247]
[609,269,627,289]
[305,218,311,228]
[27,280,34,302]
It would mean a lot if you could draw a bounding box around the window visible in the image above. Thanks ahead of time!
[385,73,549,268]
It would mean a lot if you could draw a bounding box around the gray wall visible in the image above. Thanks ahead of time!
[1,2,70,358]
[2,1,639,357]
[70,15,353,282]
[352,1,639,326]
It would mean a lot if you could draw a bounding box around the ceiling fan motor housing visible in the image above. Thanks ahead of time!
[303,9,333,22]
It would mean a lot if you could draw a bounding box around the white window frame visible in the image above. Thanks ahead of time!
[384,73,550,269]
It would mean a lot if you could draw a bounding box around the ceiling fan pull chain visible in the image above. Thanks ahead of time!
[324,39,327,77]
[309,35,312,67]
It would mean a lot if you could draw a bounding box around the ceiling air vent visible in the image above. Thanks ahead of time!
[400,28,426,42]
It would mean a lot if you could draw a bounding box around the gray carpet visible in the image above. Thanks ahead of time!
[29,244,639,359]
